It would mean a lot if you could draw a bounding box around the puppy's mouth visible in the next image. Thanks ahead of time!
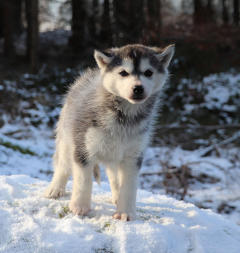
[132,94,144,99]
[129,94,146,104]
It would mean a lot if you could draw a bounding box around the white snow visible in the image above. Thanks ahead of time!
[140,146,240,225]
[171,71,240,124]
[1,174,240,253]
[0,123,54,181]
[1,70,240,252]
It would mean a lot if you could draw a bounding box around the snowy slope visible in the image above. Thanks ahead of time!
[1,175,240,253]
[140,146,240,225]
[1,121,240,226]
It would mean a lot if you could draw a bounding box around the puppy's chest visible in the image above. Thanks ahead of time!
[85,125,145,163]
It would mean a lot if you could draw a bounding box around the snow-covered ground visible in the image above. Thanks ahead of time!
[1,174,240,253]
[1,121,240,226]
[0,70,240,252]
[140,146,240,225]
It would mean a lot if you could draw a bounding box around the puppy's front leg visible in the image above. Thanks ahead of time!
[113,158,140,221]
[69,160,93,216]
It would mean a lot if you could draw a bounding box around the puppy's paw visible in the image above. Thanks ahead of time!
[44,185,65,199]
[113,212,135,221]
[69,200,90,216]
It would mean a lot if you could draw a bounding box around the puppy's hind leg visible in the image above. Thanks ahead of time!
[45,141,70,199]
[106,167,119,205]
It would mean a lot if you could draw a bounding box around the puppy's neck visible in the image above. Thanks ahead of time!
[98,83,143,117]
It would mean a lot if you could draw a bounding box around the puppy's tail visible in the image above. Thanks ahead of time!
[93,164,101,185]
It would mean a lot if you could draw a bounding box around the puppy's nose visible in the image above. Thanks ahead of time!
[133,85,144,95]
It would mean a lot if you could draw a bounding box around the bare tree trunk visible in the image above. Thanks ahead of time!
[25,0,39,73]
[194,0,204,25]
[99,0,112,47]
[89,0,99,45]
[113,0,130,45]
[206,0,215,23]
[130,0,144,43]
[113,0,144,45]
[69,0,86,49]
[0,0,23,55]
[145,0,162,44]
[222,0,229,25]
[0,1,3,38]
[13,0,23,35]
[193,0,207,26]
[233,0,239,25]
[2,1,15,57]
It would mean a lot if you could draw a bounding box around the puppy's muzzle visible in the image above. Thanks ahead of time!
[132,85,145,100]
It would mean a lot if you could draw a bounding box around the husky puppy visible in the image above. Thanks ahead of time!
[45,44,174,221]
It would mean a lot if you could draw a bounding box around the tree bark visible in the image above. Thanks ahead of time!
[145,0,162,44]
[0,1,3,38]
[2,1,14,56]
[13,0,23,35]
[113,0,144,45]
[112,0,130,45]
[25,0,39,73]
[69,0,86,49]
[89,0,99,45]
[100,0,112,47]
[130,0,144,43]
[233,0,239,25]
[222,0,229,25]
[193,0,205,26]
[206,0,215,23]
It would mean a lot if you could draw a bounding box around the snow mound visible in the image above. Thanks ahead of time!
[0,175,240,253]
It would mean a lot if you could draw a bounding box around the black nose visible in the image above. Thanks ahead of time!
[133,85,144,95]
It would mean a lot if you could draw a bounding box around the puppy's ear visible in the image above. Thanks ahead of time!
[94,50,113,69]
[152,44,175,69]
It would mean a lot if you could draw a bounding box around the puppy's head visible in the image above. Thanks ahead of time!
[94,44,174,104]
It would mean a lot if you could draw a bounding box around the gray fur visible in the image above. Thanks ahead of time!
[136,155,143,169]
[68,68,158,166]
[45,44,175,220]
[105,44,166,73]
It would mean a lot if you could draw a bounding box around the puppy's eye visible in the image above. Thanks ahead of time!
[144,69,153,77]
[119,70,129,77]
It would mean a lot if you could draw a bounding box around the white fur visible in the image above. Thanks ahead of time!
[106,166,119,204]
[102,57,168,105]
[69,161,93,215]
[45,44,174,221]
